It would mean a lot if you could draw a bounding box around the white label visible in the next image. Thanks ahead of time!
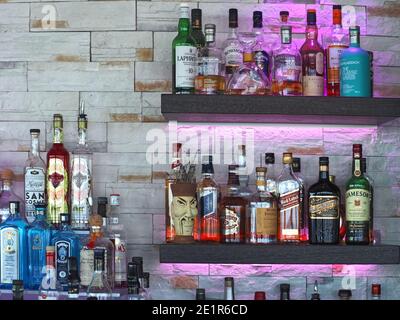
[303,76,324,96]
[25,167,46,219]
[175,46,197,88]
[328,46,346,69]
[224,45,243,67]
[0,227,19,284]
[80,249,94,286]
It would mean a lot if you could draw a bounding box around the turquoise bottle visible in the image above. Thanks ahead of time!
[340,26,371,97]
[0,201,30,289]
[27,204,53,289]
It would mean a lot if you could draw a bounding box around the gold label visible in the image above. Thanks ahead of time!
[346,188,370,222]
[309,195,339,219]
[256,207,278,235]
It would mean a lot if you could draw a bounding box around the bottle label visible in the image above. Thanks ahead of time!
[175,45,197,88]
[222,207,241,237]
[224,45,242,74]
[303,76,324,96]
[345,188,370,221]
[47,158,69,223]
[309,196,340,219]
[250,204,277,236]
[171,195,197,236]
[274,54,302,81]
[199,187,218,218]
[25,167,46,221]
[254,50,270,77]
[80,248,94,286]
[55,240,71,284]
[31,233,43,250]
[279,189,300,236]
[328,46,347,69]
[0,227,19,284]
[71,156,92,225]
[340,56,371,96]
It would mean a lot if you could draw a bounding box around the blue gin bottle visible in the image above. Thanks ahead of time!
[51,213,81,290]
[27,204,53,289]
[0,201,30,289]
[340,26,371,97]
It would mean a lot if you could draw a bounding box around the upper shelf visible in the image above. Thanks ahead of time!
[161,95,400,125]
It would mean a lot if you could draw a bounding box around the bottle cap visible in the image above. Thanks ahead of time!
[254,291,266,300]
[224,277,234,287]
[201,155,214,174]
[35,204,46,211]
[12,280,24,288]
[30,129,40,134]
[196,288,206,300]
[338,289,352,298]
[60,213,70,223]
[46,246,55,253]
[319,157,329,165]
[280,11,289,17]
[97,197,108,205]
[205,23,216,34]
[53,114,63,127]
[9,201,20,214]
[282,153,293,165]
[256,167,267,173]
[307,9,317,25]
[253,11,263,28]
[265,153,275,164]
[333,5,342,10]
[127,262,139,278]
[352,144,362,158]
[280,283,290,292]
[292,157,301,172]
[371,284,381,296]
[229,8,238,28]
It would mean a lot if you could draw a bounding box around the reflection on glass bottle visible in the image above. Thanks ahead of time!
[87,248,113,300]
[253,11,270,80]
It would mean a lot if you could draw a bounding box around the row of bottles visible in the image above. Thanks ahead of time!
[166,143,374,245]
[173,5,372,97]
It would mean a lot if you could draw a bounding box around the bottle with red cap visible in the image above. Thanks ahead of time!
[371,283,381,300]
[254,291,266,300]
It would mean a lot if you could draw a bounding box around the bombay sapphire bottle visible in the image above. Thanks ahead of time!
[51,213,81,290]
[28,204,53,289]
[0,201,30,289]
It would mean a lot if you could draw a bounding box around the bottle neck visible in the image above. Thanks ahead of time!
[349,30,361,48]
[78,128,87,146]
[46,253,55,270]
[60,222,71,231]
[53,127,64,144]
[256,174,266,192]
[319,165,329,181]
[224,287,234,300]
[228,27,238,39]
[30,134,40,157]
[2,180,12,192]
[352,157,363,177]
[202,172,214,179]
[306,25,318,40]
[178,18,190,36]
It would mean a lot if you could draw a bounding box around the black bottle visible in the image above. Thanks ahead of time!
[68,256,81,299]
[280,283,290,300]
[190,9,205,49]
[308,157,341,244]
[196,288,206,300]
[12,280,24,300]
[338,289,352,300]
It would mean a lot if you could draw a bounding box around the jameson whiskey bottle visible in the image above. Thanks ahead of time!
[24,129,46,224]
[345,144,371,244]
[47,114,70,226]
[172,3,197,94]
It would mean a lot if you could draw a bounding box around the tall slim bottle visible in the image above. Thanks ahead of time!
[71,103,93,230]
[47,114,70,227]
[25,129,46,224]
[292,157,307,242]
[0,201,29,289]
[224,277,235,300]
[253,11,270,80]
[190,9,205,50]
[172,3,197,94]
[0,169,24,223]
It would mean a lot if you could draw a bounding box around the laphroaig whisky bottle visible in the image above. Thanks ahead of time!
[24,129,46,224]
[172,3,197,94]
[71,103,93,230]
[308,157,340,244]
[300,9,324,96]
[47,114,70,227]
[0,169,24,223]
[323,5,348,96]
[277,153,302,242]
[345,144,371,244]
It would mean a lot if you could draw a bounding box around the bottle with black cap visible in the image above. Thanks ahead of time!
[280,283,290,300]
[224,277,235,300]
[12,280,24,300]
[190,8,205,50]
[67,256,81,299]
[311,280,321,300]
[338,289,352,300]
[253,11,270,79]
[143,272,152,300]
[87,248,113,300]
[265,153,277,195]
[292,157,307,242]
[127,262,143,300]
[196,288,206,300]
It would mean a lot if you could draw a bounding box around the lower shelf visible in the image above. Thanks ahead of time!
[159,243,400,265]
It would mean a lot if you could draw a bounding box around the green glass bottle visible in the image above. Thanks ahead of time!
[172,3,197,94]
[345,144,371,245]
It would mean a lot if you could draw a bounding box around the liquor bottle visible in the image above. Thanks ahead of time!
[227,32,269,95]
[329,175,346,241]
[220,165,248,243]
[338,289,352,300]
[222,8,243,86]
[67,256,81,299]
[300,9,324,96]
[87,248,113,300]
[308,157,341,244]
[131,256,146,297]
[280,283,290,300]
[172,3,197,94]
[47,114,70,227]
[0,201,29,289]
[323,5,348,96]
[108,194,127,288]
[253,11,270,79]
[195,24,225,95]
[143,272,151,300]
[24,129,46,224]
[127,262,144,300]
[368,51,374,97]
[224,277,235,300]
[371,284,381,300]
[271,11,290,52]
[166,143,183,242]
[292,157,307,242]
[361,157,375,242]
[340,26,371,97]
[277,153,302,242]
[236,144,252,198]
[196,288,206,300]
[51,213,81,290]
[311,280,321,300]
[247,167,278,244]
[97,197,108,234]
[190,9,205,50]
[12,280,24,300]
[345,144,371,244]
[272,26,302,96]
[80,214,115,289]
[254,291,266,300]
[27,204,53,289]
[38,246,63,300]
[197,155,220,242]
[265,153,277,196]
[71,103,93,230]
[0,169,24,223]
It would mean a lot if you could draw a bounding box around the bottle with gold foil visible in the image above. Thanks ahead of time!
[47,114,70,227]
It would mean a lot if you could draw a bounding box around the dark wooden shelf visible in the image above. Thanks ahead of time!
[161,95,400,125]
[159,243,400,265]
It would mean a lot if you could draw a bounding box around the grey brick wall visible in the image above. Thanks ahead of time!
[0,0,399,299]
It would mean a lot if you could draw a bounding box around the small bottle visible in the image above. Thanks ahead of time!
[87,248,113,300]
[97,197,108,232]
[253,11,270,80]
[12,280,24,300]
[67,256,81,299]
[24,129,46,224]
[254,291,266,300]
[0,169,24,223]
[311,280,321,300]
[224,277,235,300]
[340,26,371,97]
[196,288,206,300]
[265,153,277,196]
[338,289,352,300]
[127,262,144,300]
[371,283,381,300]
[38,246,63,300]
[280,283,290,300]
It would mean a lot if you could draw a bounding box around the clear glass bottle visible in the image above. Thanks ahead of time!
[108,194,127,288]
[28,204,53,289]
[247,167,278,244]
[292,157,307,242]
[277,153,302,242]
[0,201,29,289]
[67,256,81,299]
[38,246,63,300]
[265,153,277,196]
[227,32,269,95]
[0,169,24,223]
[87,248,113,300]
[222,8,243,87]
[300,9,324,96]
[272,26,302,96]
[253,11,270,80]
[71,102,93,230]
[224,277,235,300]
[195,24,225,95]
[24,129,46,224]
[51,213,81,290]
